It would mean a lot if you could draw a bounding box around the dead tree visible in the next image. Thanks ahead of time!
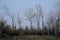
[34,5,42,30]
[17,10,22,29]
[25,8,34,30]
[3,5,16,30]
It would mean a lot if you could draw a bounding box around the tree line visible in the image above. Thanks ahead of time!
[0,1,60,38]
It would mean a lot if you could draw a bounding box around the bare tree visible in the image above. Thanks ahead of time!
[34,5,42,30]
[25,8,34,30]
[54,0,60,36]
[46,11,57,35]
[3,5,16,30]
[17,10,22,29]
[55,6,60,36]
[35,5,45,35]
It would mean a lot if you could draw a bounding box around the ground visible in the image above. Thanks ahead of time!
[1,35,60,40]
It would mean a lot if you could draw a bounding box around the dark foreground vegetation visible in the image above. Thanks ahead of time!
[0,20,60,40]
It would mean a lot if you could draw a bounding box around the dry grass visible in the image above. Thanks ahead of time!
[1,35,60,40]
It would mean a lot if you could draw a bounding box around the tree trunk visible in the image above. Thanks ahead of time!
[42,15,44,35]
[37,20,40,30]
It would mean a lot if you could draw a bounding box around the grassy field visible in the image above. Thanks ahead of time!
[1,35,60,40]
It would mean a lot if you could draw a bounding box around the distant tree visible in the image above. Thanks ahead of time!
[25,8,34,30]
[35,4,44,35]
[34,5,42,30]
[17,11,22,29]
[55,6,60,36]
[3,5,16,30]
[46,11,56,35]
[54,0,60,36]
